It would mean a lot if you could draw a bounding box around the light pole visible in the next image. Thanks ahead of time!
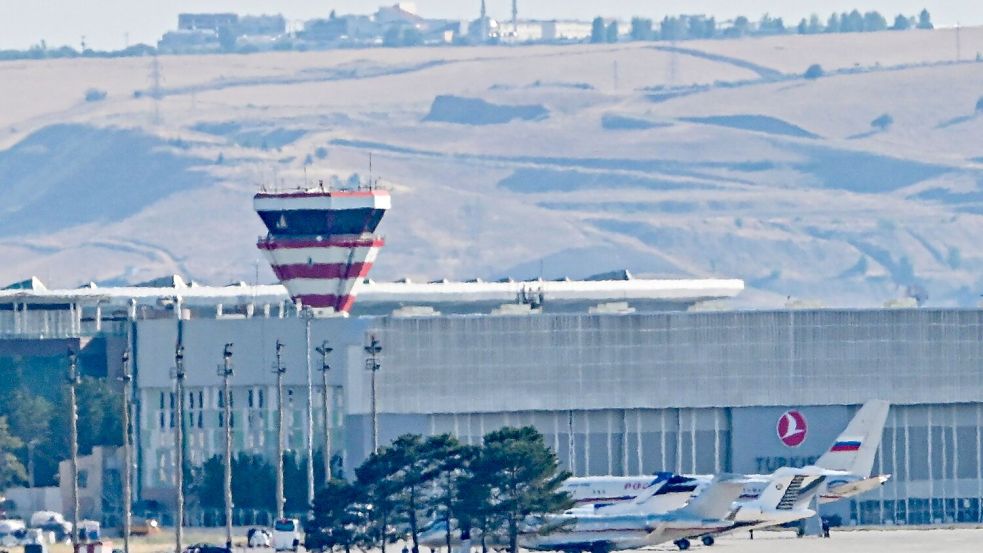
[67,349,80,550]
[314,341,333,484]
[120,349,133,553]
[173,344,186,553]
[274,339,286,520]
[364,335,382,454]
[218,343,234,550]
[303,311,315,516]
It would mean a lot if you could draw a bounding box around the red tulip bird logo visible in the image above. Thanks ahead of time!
[777,410,807,448]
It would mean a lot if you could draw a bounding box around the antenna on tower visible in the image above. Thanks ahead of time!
[368,152,374,188]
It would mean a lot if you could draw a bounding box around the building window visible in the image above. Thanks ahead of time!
[189,391,194,409]
[219,413,224,427]
[198,412,203,429]
[170,412,174,428]
[218,390,224,408]
[159,412,164,429]
[230,412,235,428]
[199,390,204,408]
[170,392,175,409]
[249,389,254,408]
[159,392,165,409]
[78,470,88,489]
[229,391,234,408]
[258,389,264,408]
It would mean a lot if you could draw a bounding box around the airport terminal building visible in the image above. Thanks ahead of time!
[3,275,983,526]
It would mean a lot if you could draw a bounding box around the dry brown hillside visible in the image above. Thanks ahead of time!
[1,28,982,307]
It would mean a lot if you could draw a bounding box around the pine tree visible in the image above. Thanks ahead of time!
[892,14,912,31]
[307,479,366,553]
[476,427,572,553]
[917,9,934,29]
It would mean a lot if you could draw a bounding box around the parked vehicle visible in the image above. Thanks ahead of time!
[79,520,100,542]
[129,517,159,536]
[29,512,71,544]
[247,528,272,548]
[182,543,231,553]
[0,519,26,547]
[272,519,301,552]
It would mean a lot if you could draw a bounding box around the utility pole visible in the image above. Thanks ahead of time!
[67,349,81,550]
[274,340,287,520]
[315,341,333,484]
[120,349,133,553]
[149,54,162,125]
[364,336,382,454]
[512,0,518,36]
[303,311,315,516]
[173,344,186,553]
[956,21,962,61]
[219,344,234,550]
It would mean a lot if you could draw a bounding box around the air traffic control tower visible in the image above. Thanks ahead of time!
[254,187,390,315]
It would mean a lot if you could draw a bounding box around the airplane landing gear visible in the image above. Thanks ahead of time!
[673,539,691,551]
[701,535,715,546]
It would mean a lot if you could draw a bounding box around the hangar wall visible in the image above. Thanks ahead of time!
[132,308,983,525]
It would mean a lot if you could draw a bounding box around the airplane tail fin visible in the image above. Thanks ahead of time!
[625,472,674,506]
[759,467,826,511]
[674,475,745,520]
[815,400,890,476]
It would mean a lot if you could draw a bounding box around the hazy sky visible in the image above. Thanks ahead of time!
[0,1,978,50]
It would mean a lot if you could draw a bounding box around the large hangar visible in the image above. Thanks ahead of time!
[3,277,983,527]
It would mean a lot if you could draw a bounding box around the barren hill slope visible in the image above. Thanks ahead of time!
[1,28,982,307]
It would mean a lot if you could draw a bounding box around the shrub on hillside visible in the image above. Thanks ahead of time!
[84,88,107,102]
[871,113,894,131]
[804,64,824,80]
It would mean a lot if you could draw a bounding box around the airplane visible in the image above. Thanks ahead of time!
[518,474,748,553]
[422,400,890,551]
[562,400,891,510]
[558,400,891,548]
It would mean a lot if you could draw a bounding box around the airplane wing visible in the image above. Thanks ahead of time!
[672,474,746,519]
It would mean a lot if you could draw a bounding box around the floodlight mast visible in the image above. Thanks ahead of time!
[315,340,334,483]
[219,343,234,549]
[274,340,287,520]
[67,349,80,550]
[173,343,186,553]
[364,336,382,453]
[120,349,133,553]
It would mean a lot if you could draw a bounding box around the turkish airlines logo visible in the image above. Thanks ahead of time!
[777,410,807,448]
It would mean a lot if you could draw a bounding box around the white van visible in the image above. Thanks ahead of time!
[272,518,301,552]
[0,519,26,547]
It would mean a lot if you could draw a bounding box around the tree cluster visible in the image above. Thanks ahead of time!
[617,9,934,43]
[190,450,338,515]
[306,427,571,553]
[0,355,123,492]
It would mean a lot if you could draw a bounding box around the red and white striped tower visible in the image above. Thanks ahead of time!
[254,188,390,316]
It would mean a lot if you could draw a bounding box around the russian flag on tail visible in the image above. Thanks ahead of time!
[830,440,862,452]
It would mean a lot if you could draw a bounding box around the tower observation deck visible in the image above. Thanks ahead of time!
[254,188,390,315]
